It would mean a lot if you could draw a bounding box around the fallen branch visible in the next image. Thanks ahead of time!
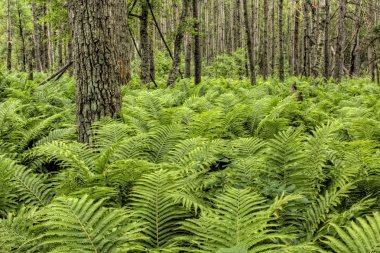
[38,61,73,86]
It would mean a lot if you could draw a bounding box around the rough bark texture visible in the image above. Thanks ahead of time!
[333,0,347,81]
[140,0,151,85]
[262,0,269,79]
[193,0,202,85]
[17,2,26,72]
[70,0,128,144]
[278,0,285,81]
[242,0,256,85]
[293,0,300,76]
[32,1,42,72]
[168,0,190,86]
[6,0,12,71]
[323,0,330,79]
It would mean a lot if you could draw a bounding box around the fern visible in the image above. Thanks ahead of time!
[131,170,188,249]
[34,195,144,252]
[323,212,380,253]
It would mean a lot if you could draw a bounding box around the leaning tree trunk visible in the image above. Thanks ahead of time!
[6,0,12,71]
[242,0,256,85]
[168,0,190,86]
[278,0,285,82]
[333,0,347,82]
[193,0,202,85]
[69,0,129,144]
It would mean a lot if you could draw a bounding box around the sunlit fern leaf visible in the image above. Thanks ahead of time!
[34,195,144,252]
[144,125,183,163]
[323,212,380,253]
[187,109,224,138]
[34,127,76,146]
[0,156,18,215]
[13,167,54,206]
[28,141,96,177]
[0,99,22,136]
[181,188,297,252]
[222,104,251,138]
[92,121,137,148]
[131,170,188,249]
[0,206,38,252]
[168,137,208,164]
[230,137,266,158]
[13,111,68,149]
[300,183,355,241]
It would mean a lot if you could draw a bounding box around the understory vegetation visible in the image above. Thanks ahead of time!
[0,74,380,252]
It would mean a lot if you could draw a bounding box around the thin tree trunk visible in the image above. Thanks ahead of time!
[278,0,285,81]
[323,0,330,79]
[17,2,27,72]
[140,0,151,85]
[193,0,202,84]
[270,0,276,75]
[293,0,300,76]
[32,1,42,72]
[333,0,347,82]
[262,0,269,79]
[168,0,190,86]
[6,0,12,71]
[242,0,256,85]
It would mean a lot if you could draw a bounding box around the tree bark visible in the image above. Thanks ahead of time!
[193,0,202,84]
[293,0,300,76]
[6,0,12,71]
[70,0,128,144]
[262,0,269,79]
[242,0,256,85]
[16,1,27,72]
[32,1,42,72]
[168,0,190,86]
[270,0,276,75]
[140,0,151,85]
[323,0,330,79]
[278,0,285,81]
[333,0,347,82]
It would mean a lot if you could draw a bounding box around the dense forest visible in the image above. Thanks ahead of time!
[0,0,380,252]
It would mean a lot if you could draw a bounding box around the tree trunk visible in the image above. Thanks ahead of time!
[262,0,269,79]
[323,0,330,79]
[333,0,347,82]
[185,34,192,78]
[32,1,42,72]
[6,0,12,71]
[293,0,300,76]
[17,1,27,72]
[193,0,202,84]
[233,0,242,50]
[69,0,128,144]
[140,0,151,85]
[270,0,276,75]
[242,0,256,85]
[168,0,190,86]
[278,0,285,81]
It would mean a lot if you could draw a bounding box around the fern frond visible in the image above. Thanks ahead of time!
[323,212,380,253]
[35,195,144,252]
[131,170,188,249]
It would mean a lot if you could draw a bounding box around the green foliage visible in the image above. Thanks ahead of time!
[1,75,380,252]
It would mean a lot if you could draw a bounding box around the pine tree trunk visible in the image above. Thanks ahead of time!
[70,0,128,144]
[233,0,241,50]
[168,0,190,86]
[17,2,26,72]
[6,0,12,71]
[262,0,269,79]
[193,0,202,84]
[242,0,256,85]
[270,0,276,75]
[32,1,42,72]
[293,0,300,76]
[323,0,330,79]
[333,0,347,82]
[140,0,151,85]
[278,0,285,81]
